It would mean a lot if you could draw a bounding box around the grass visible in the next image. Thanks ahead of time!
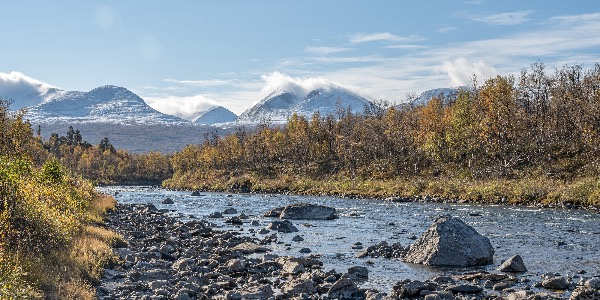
[1,191,122,299]
[164,171,600,208]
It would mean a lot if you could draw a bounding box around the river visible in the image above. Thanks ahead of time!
[98,186,600,292]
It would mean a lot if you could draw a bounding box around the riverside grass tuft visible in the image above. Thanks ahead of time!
[0,157,122,299]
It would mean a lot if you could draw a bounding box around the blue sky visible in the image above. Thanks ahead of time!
[1,1,599,118]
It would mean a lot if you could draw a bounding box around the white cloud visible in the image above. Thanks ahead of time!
[259,71,361,99]
[144,94,222,121]
[473,11,533,25]
[437,58,498,86]
[349,32,424,44]
[386,45,427,50]
[163,78,232,87]
[0,71,57,109]
[437,26,458,33]
[305,46,351,55]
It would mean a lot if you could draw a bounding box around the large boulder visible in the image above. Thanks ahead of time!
[498,255,527,272]
[265,203,337,220]
[403,215,494,266]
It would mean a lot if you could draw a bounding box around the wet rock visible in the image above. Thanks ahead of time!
[328,278,360,300]
[257,228,270,234]
[299,247,311,253]
[447,284,484,294]
[265,220,298,233]
[585,277,600,289]
[208,211,223,218]
[223,208,238,215]
[498,255,528,272]
[359,241,407,259]
[403,215,494,266]
[265,203,337,220]
[347,266,369,280]
[225,216,243,225]
[542,276,568,290]
[191,190,200,196]
[507,290,535,300]
[250,220,260,226]
[392,279,426,298]
[292,235,304,242]
[162,197,174,204]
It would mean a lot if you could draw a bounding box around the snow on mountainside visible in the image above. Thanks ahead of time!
[237,87,374,123]
[25,85,188,125]
[193,106,237,126]
[409,87,463,106]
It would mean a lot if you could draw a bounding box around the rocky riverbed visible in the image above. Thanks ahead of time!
[97,203,600,300]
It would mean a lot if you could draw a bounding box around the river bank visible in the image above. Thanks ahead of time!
[97,200,600,299]
[162,174,600,210]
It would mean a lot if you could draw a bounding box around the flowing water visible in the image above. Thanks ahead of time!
[99,186,600,292]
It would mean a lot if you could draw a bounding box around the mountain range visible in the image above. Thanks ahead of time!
[1,71,458,151]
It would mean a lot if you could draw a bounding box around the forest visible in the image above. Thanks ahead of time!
[163,62,600,207]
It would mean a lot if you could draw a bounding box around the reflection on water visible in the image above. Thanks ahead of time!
[99,186,600,292]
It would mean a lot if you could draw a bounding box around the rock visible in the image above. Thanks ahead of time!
[174,292,192,300]
[281,260,305,275]
[507,290,535,300]
[393,280,426,298]
[403,215,494,266]
[585,278,600,289]
[231,242,270,254]
[257,228,270,234]
[238,285,274,299]
[143,203,159,212]
[191,190,200,196]
[225,259,246,273]
[542,276,568,290]
[172,258,195,271]
[498,255,528,272]
[570,286,600,300]
[282,279,317,295]
[223,208,238,215]
[250,220,260,226]
[292,235,304,242]
[162,197,174,204]
[299,247,311,253]
[447,284,484,294]
[347,266,369,280]
[265,220,298,233]
[208,211,223,218]
[280,203,337,220]
[328,278,359,300]
[225,216,243,225]
[263,207,284,217]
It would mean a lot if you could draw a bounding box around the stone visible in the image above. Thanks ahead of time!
[208,211,223,218]
[299,247,311,253]
[266,220,298,233]
[231,242,270,254]
[347,266,369,280]
[585,278,600,289]
[498,255,528,272]
[393,280,426,298]
[172,258,195,271]
[507,290,535,300]
[225,216,243,225]
[292,235,304,242]
[162,197,174,204]
[280,203,337,220]
[282,279,317,295]
[225,259,246,273]
[281,260,305,275]
[328,278,359,300]
[223,208,238,214]
[239,285,274,299]
[257,228,270,234]
[403,215,494,266]
[191,191,200,196]
[447,284,484,294]
[542,276,568,290]
[570,286,600,300]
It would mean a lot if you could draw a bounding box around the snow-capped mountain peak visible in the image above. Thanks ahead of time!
[237,86,373,124]
[193,106,238,126]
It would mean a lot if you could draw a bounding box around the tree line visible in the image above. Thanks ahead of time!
[165,62,600,191]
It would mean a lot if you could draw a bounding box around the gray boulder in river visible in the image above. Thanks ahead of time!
[264,203,337,220]
[403,215,494,266]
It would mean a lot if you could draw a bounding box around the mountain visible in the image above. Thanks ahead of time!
[193,106,238,126]
[409,87,463,106]
[237,87,373,123]
[25,85,188,125]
